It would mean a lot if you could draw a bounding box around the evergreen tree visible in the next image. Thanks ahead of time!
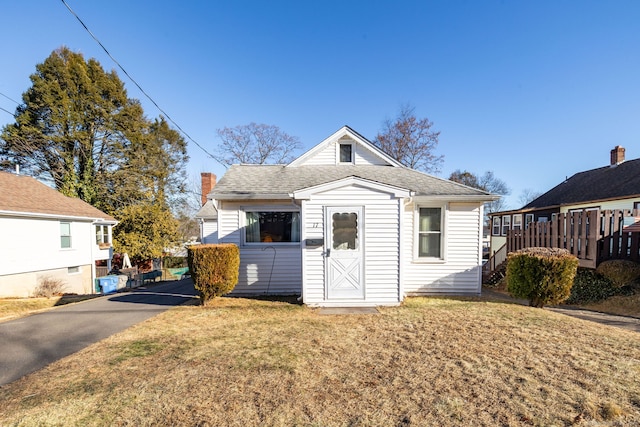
[0,47,188,261]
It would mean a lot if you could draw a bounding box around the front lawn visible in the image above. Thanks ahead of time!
[0,297,638,426]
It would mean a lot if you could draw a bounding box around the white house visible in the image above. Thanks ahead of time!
[0,171,117,297]
[204,126,498,307]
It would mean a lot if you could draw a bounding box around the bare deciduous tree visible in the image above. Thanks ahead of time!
[518,188,542,207]
[449,169,511,222]
[216,123,301,165]
[374,104,443,173]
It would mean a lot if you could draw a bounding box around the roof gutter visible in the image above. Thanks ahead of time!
[412,194,500,202]
[210,193,292,201]
[0,209,117,224]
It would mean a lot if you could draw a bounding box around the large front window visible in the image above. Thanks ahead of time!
[418,207,442,258]
[245,211,300,243]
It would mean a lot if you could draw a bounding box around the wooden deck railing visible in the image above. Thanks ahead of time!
[483,243,507,278]
[506,209,640,269]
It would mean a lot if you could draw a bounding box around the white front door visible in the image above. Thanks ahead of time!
[325,206,364,300]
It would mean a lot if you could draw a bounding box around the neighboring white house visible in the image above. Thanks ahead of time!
[0,171,117,297]
[203,126,498,307]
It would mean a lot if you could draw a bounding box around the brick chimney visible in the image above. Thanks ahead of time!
[201,172,216,206]
[610,146,625,166]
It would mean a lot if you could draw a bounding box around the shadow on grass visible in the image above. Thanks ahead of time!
[53,294,101,307]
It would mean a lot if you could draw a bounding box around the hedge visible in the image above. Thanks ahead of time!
[187,244,240,304]
[506,247,579,308]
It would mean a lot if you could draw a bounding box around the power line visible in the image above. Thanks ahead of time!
[0,106,15,117]
[60,0,226,168]
[0,92,21,106]
[0,92,19,117]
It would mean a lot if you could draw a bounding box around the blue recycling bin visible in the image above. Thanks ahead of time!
[96,276,118,294]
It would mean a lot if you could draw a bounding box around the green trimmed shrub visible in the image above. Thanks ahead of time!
[506,247,579,308]
[566,268,617,304]
[187,244,240,304]
[596,259,640,288]
[163,256,187,269]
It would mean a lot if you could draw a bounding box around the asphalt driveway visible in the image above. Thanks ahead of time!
[0,279,197,386]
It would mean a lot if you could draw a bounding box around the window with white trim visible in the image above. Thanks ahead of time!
[417,206,443,259]
[96,225,110,245]
[244,211,300,244]
[512,214,522,231]
[525,214,534,229]
[339,143,353,163]
[501,216,511,236]
[492,217,501,236]
[60,222,71,249]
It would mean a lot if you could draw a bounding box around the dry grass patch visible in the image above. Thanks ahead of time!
[582,293,640,318]
[0,295,98,322]
[1,297,639,426]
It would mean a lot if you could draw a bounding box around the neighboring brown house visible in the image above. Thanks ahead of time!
[489,146,640,254]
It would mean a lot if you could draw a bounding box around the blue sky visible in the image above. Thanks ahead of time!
[1,1,639,209]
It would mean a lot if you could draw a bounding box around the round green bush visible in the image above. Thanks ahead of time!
[596,259,640,288]
[187,244,240,304]
[506,247,579,308]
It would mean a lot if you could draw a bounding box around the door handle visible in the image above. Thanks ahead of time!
[324,249,331,257]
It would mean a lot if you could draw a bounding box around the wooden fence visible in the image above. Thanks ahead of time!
[507,209,640,269]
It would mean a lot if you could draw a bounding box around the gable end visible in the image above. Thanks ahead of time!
[288,126,404,168]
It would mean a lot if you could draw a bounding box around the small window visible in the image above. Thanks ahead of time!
[96,225,110,245]
[60,222,71,249]
[245,211,300,243]
[501,216,511,236]
[492,217,501,236]
[512,214,522,231]
[332,212,358,250]
[68,266,80,274]
[339,143,353,163]
[525,214,534,229]
[418,207,442,258]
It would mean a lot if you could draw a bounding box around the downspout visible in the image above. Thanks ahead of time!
[399,194,415,302]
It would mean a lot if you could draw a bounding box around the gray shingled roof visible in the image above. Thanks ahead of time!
[523,158,640,209]
[195,200,218,219]
[0,171,116,221]
[211,165,495,200]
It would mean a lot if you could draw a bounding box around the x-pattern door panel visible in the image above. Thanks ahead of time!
[326,206,364,300]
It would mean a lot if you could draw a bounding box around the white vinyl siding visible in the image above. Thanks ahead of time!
[403,202,483,295]
[302,184,401,306]
[201,219,218,244]
[0,216,100,297]
[217,201,302,296]
[299,138,389,166]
